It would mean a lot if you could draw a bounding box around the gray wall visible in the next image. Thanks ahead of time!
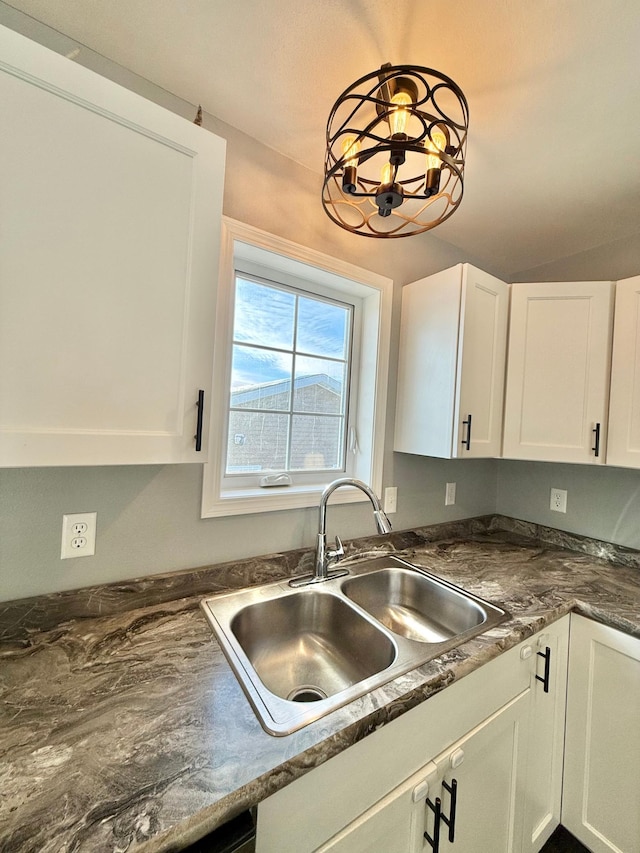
[496,460,640,551]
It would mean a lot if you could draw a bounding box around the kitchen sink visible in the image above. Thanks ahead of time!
[230,591,395,703]
[201,555,509,735]
[342,566,486,643]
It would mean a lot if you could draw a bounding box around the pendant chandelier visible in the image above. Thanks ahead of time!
[322,63,469,238]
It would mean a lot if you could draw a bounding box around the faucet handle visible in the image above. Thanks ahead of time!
[328,535,344,564]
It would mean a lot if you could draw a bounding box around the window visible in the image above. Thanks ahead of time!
[201,218,392,518]
[227,274,352,479]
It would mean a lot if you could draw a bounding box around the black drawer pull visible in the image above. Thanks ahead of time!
[592,423,601,457]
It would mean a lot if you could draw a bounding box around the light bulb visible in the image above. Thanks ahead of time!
[425,127,447,170]
[425,126,447,196]
[389,91,412,136]
[342,135,360,168]
[380,161,392,186]
[341,135,360,194]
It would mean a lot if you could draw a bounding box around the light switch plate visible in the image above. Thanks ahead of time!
[445,482,456,506]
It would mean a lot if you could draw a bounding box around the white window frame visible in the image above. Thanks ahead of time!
[201,218,392,518]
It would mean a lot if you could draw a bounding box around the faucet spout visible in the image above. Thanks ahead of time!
[290,478,392,587]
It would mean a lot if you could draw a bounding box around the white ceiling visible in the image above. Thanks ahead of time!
[4,0,640,277]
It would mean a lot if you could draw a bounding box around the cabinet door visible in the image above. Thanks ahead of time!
[315,762,438,853]
[562,615,640,852]
[455,265,509,458]
[0,25,225,466]
[607,275,640,468]
[436,689,530,853]
[502,281,614,463]
[394,263,508,458]
[317,690,530,853]
[521,616,570,853]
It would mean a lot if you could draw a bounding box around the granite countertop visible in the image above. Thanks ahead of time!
[2,515,640,853]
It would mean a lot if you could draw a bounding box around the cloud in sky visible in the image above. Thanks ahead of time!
[232,277,350,389]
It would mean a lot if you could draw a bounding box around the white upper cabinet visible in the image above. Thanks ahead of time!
[0,25,225,466]
[394,263,509,458]
[606,275,640,468]
[502,281,614,464]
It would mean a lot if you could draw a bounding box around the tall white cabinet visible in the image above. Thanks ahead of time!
[562,615,640,853]
[606,275,640,468]
[502,281,615,464]
[0,25,225,467]
[394,264,509,458]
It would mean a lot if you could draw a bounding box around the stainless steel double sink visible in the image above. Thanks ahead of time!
[201,555,509,735]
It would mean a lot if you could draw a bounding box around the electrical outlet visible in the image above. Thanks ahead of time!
[445,482,456,506]
[61,512,97,559]
[550,488,567,513]
[384,486,398,514]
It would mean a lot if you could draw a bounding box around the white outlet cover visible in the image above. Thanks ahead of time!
[549,488,567,513]
[384,486,398,514]
[61,512,97,559]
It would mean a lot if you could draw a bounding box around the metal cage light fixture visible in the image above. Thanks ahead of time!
[322,63,469,238]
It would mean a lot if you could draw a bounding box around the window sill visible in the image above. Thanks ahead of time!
[201,482,374,518]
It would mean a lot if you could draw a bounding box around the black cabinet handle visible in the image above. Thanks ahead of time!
[535,646,551,693]
[441,778,458,842]
[592,423,601,457]
[194,389,205,451]
[425,778,458,849]
[461,414,472,451]
[424,796,442,851]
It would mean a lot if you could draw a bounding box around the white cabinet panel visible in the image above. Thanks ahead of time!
[0,25,225,466]
[315,763,436,853]
[503,281,614,463]
[438,690,530,853]
[521,617,569,852]
[607,275,640,468]
[394,263,509,458]
[562,615,640,853]
[318,689,530,853]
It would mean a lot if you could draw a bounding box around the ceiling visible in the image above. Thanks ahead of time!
[4,0,640,278]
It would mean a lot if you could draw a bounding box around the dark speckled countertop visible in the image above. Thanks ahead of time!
[2,515,640,853]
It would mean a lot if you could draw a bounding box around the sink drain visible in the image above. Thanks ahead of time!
[287,685,328,703]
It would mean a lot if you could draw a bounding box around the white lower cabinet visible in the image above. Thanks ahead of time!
[316,690,530,853]
[562,615,640,853]
[521,618,570,852]
[257,617,569,853]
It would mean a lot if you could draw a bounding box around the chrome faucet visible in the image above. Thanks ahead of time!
[290,478,392,587]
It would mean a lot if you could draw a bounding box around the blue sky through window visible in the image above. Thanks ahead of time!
[232,276,351,390]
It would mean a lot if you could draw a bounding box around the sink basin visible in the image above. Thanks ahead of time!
[342,567,485,643]
[230,591,395,702]
[201,555,509,735]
